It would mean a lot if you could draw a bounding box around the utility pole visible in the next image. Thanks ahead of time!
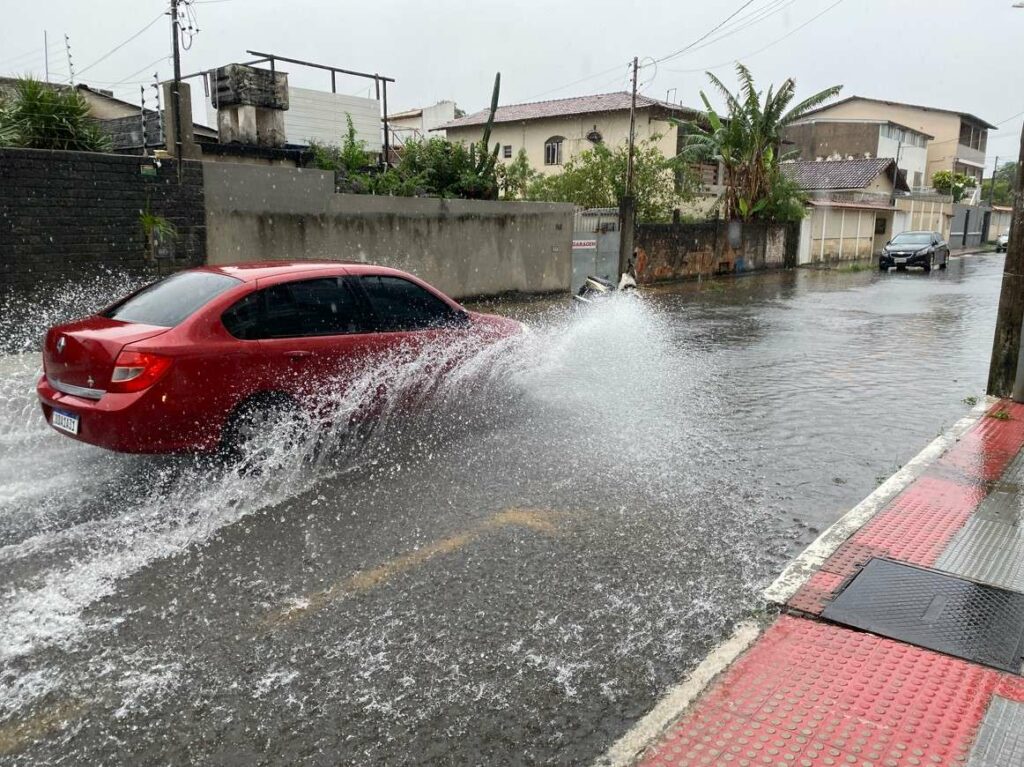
[625,56,639,196]
[169,0,184,181]
[987,127,1024,396]
[990,156,1000,206]
[43,31,49,83]
[618,56,640,279]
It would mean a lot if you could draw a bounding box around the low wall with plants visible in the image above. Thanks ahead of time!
[0,148,205,292]
[635,220,789,283]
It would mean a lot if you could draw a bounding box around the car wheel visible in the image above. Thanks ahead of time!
[923,256,932,273]
[939,254,947,270]
[879,263,888,272]
[221,393,305,466]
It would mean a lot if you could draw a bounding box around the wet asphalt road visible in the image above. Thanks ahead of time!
[0,253,1004,765]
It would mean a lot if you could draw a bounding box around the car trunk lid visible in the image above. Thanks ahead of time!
[44,317,169,397]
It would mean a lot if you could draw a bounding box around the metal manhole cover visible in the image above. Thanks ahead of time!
[822,558,1024,674]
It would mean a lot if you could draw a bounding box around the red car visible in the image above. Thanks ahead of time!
[37,262,521,454]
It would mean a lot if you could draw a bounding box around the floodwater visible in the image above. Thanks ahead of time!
[0,254,1003,765]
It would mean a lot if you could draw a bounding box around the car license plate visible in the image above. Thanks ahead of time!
[51,409,79,435]
[894,257,907,265]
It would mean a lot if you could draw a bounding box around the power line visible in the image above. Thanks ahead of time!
[657,0,801,65]
[76,10,165,78]
[653,0,760,64]
[662,0,846,74]
[523,60,633,102]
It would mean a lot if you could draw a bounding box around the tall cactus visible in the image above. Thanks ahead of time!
[476,72,501,177]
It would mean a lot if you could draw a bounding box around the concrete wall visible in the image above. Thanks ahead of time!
[203,162,574,298]
[634,220,787,282]
[804,206,885,263]
[446,109,678,179]
[0,148,205,292]
[990,208,1013,239]
[894,195,954,239]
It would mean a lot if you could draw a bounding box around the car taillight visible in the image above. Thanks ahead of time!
[108,351,172,393]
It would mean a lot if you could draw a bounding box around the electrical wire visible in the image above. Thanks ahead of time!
[76,10,166,78]
[653,0,760,64]
[656,0,801,67]
[663,0,846,74]
[522,60,634,102]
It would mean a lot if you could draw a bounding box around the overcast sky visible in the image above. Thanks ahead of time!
[2,0,1021,172]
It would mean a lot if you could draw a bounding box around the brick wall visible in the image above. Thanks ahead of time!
[0,148,204,292]
[635,220,788,283]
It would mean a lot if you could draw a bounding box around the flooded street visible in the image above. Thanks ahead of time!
[0,254,1003,765]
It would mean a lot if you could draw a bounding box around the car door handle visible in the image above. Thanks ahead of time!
[284,350,313,359]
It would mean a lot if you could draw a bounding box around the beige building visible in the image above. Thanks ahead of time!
[438,91,719,183]
[798,96,996,190]
[781,158,917,264]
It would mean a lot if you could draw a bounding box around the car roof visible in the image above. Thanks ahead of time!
[196,261,377,283]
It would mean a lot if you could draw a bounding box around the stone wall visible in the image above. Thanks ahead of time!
[635,220,788,283]
[0,148,205,291]
[203,163,574,299]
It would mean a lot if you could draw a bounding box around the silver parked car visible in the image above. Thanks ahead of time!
[996,232,1010,253]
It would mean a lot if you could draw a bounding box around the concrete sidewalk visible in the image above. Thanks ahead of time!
[617,399,1024,766]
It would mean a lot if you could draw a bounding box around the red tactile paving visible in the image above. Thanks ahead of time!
[787,475,985,615]
[640,616,1005,767]
[934,402,1024,482]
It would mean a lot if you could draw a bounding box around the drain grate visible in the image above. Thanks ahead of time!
[822,558,1024,674]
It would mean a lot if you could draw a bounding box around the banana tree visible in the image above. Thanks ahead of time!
[676,64,840,221]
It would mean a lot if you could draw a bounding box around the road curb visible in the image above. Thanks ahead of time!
[593,620,764,767]
[594,395,996,767]
[762,395,995,605]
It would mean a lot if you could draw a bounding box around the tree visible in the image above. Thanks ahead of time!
[932,169,978,203]
[981,161,1017,206]
[525,136,697,222]
[497,148,540,200]
[676,64,841,222]
[0,77,112,152]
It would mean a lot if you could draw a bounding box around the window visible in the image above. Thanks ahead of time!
[358,275,458,331]
[104,271,241,328]
[221,277,366,339]
[913,171,923,189]
[544,136,564,166]
[503,144,512,158]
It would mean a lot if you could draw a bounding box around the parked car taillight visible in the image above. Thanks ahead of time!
[108,351,172,393]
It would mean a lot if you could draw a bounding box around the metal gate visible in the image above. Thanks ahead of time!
[572,208,620,293]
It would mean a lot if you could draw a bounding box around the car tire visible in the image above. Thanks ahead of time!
[879,263,888,272]
[923,256,932,273]
[221,392,304,465]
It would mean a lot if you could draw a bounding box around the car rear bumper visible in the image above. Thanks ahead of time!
[36,376,220,454]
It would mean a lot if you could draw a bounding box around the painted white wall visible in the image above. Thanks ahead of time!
[206,88,382,150]
[877,133,928,189]
[284,88,381,150]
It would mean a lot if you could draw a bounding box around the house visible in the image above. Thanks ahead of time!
[0,77,217,153]
[388,100,457,145]
[783,118,932,191]
[796,96,996,193]
[781,157,914,264]
[442,91,715,174]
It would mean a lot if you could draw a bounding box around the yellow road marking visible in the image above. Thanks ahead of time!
[265,507,572,628]
[0,700,85,756]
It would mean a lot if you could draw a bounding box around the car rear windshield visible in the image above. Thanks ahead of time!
[891,233,932,245]
[102,272,241,327]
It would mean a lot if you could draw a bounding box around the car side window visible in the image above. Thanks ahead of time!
[222,277,367,339]
[358,275,457,331]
